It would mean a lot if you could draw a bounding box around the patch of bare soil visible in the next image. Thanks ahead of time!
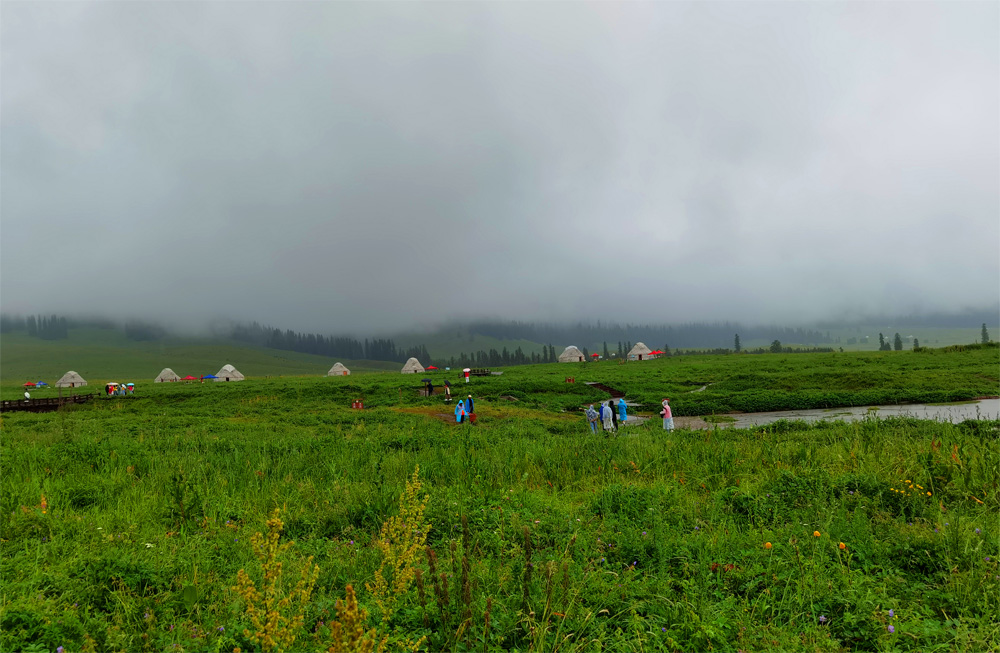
[675,416,711,429]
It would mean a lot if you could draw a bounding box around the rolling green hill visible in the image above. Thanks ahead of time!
[0,329,400,385]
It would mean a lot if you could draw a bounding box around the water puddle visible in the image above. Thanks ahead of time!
[717,398,999,429]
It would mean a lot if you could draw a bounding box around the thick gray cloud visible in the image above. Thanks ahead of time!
[2,2,997,333]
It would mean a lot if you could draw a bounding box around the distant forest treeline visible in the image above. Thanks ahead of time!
[229,322,430,364]
[464,320,834,349]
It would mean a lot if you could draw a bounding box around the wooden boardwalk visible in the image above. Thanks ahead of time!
[1,394,96,413]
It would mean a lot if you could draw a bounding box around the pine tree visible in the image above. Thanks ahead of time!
[734,334,741,353]
[983,323,991,344]
[603,341,609,359]
[913,338,920,349]
[893,333,903,351]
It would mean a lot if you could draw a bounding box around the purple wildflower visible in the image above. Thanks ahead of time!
[57,648,64,653]
[819,616,826,623]
[217,626,224,632]
[975,528,981,534]
[887,625,895,634]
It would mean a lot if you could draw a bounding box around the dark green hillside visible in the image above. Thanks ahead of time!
[0,330,399,385]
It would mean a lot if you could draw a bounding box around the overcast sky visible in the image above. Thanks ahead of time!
[2,2,997,334]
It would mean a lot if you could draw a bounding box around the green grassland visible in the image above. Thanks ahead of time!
[820,327,997,353]
[0,330,401,385]
[2,348,999,652]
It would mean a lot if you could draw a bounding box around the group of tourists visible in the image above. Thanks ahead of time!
[586,398,628,434]
[105,382,134,396]
[455,394,475,424]
[585,397,674,433]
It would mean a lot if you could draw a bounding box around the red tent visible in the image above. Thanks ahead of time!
[23,382,35,387]
[181,375,198,380]
[426,365,438,370]
[591,353,599,357]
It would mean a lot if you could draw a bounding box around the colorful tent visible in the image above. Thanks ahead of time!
[181,375,198,380]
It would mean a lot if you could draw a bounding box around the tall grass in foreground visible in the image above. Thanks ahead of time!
[1,392,998,651]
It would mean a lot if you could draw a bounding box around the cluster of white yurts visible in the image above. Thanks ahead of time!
[55,344,655,389]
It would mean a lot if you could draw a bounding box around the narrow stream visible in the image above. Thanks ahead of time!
[718,398,999,429]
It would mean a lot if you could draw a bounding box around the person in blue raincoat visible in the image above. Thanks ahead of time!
[618,398,627,425]
[455,399,467,424]
[585,404,599,433]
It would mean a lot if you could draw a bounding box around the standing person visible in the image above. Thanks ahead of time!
[602,400,615,432]
[466,394,474,414]
[585,404,599,433]
[445,382,452,403]
[455,399,466,424]
[608,400,618,433]
[618,398,627,425]
[661,398,675,431]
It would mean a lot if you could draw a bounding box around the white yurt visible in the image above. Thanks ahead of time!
[55,371,87,387]
[558,346,585,363]
[327,362,350,376]
[214,364,245,382]
[401,358,425,374]
[154,367,180,383]
[628,342,653,361]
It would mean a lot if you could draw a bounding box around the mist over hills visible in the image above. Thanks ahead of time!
[2,306,996,364]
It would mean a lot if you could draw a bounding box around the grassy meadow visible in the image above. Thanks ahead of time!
[2,347,999,652]
[0,330,404,387]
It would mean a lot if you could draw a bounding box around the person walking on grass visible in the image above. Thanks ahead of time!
[608,400,618,433]
[455,399,466,424]
[586,404,599,434]
[466,394,474,414]
[661,397,674,431]
[602,400,615,433]
[618,397,627,425]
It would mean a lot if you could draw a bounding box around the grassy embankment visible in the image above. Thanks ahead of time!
[2,347,998,652]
